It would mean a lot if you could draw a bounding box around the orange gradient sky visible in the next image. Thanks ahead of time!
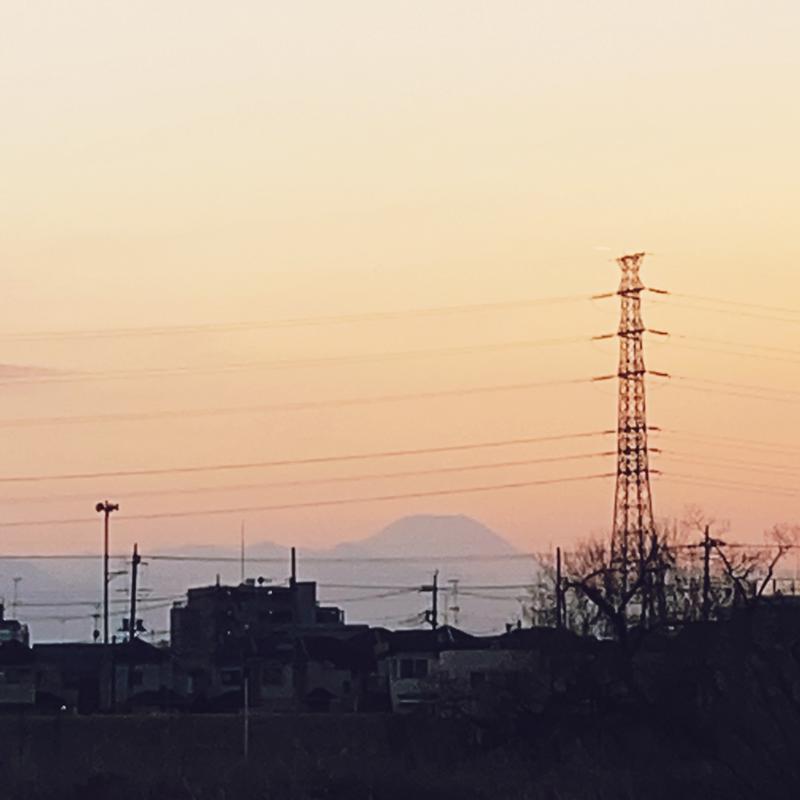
[1,1,799,556]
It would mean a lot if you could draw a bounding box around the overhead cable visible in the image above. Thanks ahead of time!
[0,472,616,528]
[0,429,615,484]
[0,293,594,343]
[0,376,599,429]
[0,450,616,505]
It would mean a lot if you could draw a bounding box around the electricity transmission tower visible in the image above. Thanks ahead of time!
[612,253,656,600]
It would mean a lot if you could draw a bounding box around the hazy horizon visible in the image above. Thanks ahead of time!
[2,1,798,564]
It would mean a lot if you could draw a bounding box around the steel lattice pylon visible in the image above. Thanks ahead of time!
[612,253,655,591]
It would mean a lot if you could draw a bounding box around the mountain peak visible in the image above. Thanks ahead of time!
[332,514,517,556]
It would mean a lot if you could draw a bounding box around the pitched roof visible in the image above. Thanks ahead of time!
[113,638,170,664]
[380,626,480,655]
[33,643,107,670]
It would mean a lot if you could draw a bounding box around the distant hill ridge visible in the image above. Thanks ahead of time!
[329,514,517,557]
[160,514,518,560]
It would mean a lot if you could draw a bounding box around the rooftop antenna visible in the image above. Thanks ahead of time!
[240,521,246,584]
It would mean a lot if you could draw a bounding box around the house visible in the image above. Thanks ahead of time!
[0,640,36,709]
[0,604,30,648]
[375,625,593,715]
[170,578,350,663]
[33,643,111,713]
[113,638,180,711]
[171,579,370,712]
[181,629,380,713]
[295,631,379,712]
[375,626,481,712]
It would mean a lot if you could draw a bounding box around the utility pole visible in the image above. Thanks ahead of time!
[422,570,439,630]
[95,501,119,646]
[447,579,460,628]
[92,605,101,643]
[700,525,725,623]
[128,544,140,644]
[126,543,141,704]
[11,577,21,619]
[555,547,564,629]
[243,671,250,761]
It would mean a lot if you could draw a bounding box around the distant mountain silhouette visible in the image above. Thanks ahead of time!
[329,514,517,557]
[21,515,531,642]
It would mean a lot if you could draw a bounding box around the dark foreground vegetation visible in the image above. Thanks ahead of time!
[4,602,800,800]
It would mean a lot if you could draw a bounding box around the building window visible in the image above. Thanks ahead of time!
[399,658,429,679]
[221,669,242,687]
[262,663,283,686]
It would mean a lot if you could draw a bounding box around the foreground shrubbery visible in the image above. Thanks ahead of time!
[7,606,800,800]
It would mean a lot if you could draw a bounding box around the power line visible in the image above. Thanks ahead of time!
[458,592,527,602]
[656,334,800,365]
[664,375,800,397]
[0,429,614,484]
[668,333,800,357]
[656,291,800,317]
[319,589,420,603]
[658,450,799,477]
[15,585,542,614]
[0,555,102,562]
[0,336,600,386]
[0,552,545,563]
[0,293,593,343]
[0,376,598,429]
[649,297,800,326]
[657,375,800,404]
[313,584,415,590]
[658,428,800,456]
[0,450,616,505]
[0,471,616,528]
[321,582,539,591]
[144,552,546,564]
[16,595,182,609]
[23,599,178,623]
[657,472,798,498]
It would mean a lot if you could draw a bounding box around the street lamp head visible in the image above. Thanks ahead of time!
[96,501,120,514]
[95,502,105,513]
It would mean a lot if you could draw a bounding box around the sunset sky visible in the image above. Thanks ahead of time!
[1,1,799,559]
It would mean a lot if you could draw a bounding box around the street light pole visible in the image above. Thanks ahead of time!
[96,501,119,645]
